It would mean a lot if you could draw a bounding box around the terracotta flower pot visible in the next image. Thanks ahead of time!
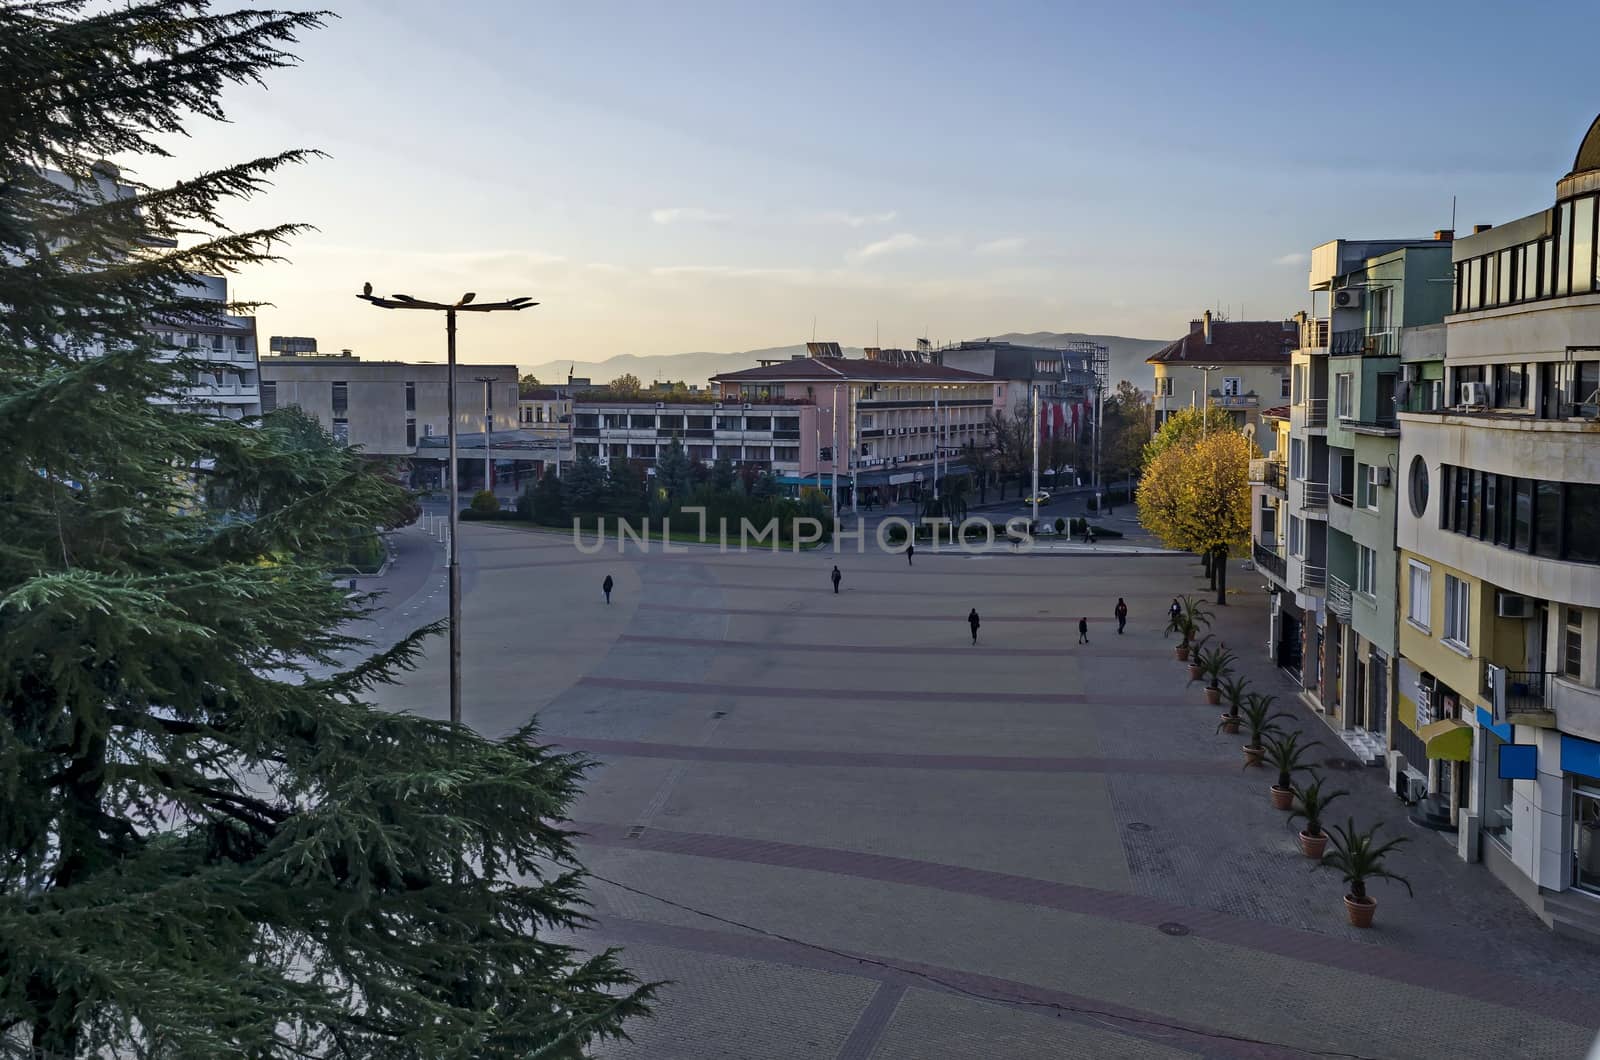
[1242,744,1264,767]
[1188,663,1202,681]
[1298,831,1327,859]
[1175,644,1190,661]
[1269,784,1294,810]
[1218,714,1240,734]
[1204,686,1221,705]
[1344,894,1376,928]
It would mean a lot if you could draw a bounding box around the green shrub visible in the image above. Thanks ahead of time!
[470,489,499,514]
[1054,517,1066,535]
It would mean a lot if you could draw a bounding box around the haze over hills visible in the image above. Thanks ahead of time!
[521,333,1171,391]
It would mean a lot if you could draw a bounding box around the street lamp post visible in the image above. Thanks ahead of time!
[1200,364,1221,437]
[357,288,536,728]
[474,375,498,493]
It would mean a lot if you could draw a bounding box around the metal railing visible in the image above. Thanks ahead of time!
[1327,574,1353,621]
[1331,328,1367,355]
[1304,398,1328,427]
[1300,563,1327,591]
[1301,481,1329,509]
[1209,390,1260,409]
[1264,460,1286,491]
[1331,484,1353,506]
[1483,664,1556,719]
[1300,318,1329,350]
[1253,539,1287,582]
[1368,327,1400,356]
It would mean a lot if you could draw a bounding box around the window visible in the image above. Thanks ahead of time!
[1362,463,1380,512]
[332,418,349,445]
[423,423,434,437]
[1281,374,1291,399]
[405,381,416,412]
[1514,478,1533,550]
[261,381,276,412]
[1356,544,1377,596]
[1409,456,1429,518]
[1290,437,1305,480]
[1535,480,1562,558]
[331,381,348,415]
[1565,608,1584,680]
[1566,482,1600,564]
[1288,515,1303,558]
[405,418,416,447]
[1556,201,1573,296]
[1498,248,1515,305]
[1573,196,1595,294]
[1407,561,1432,630]
[1221,376,1241,396]
[1443,575,1470,648]
[1292,365,1305,404]
[1335,373,1352,419]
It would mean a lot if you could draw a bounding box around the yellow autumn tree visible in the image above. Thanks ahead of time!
[1138,430,1256,603]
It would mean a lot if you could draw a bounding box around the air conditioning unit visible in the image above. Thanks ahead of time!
[742,403,752,411]
[1373,466,1392,488]
[1399,364,1417,382]
[1333,288,1363,309]
[1403,773,1428,805]
[1496,593,1533,619]
[654,401,664,409]
[714,402,723,410]
[1459,381,1489,408]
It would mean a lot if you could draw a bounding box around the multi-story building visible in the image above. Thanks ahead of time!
[1147,311,1296,443]
[150,273,262,419]
[1394,117,1600,939]
[704,347,999,505]
[570,397,817,487]
[518,387,572,428]
[938,338,1099,428]
[260,353,518,458]
[1258,237,1452,739]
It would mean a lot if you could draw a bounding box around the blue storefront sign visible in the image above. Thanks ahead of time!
[1560,734,1600,781]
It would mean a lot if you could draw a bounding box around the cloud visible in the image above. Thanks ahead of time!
[975,236,1026,256]
[850,232,926,260]
[650,206,729,225]
[1272,251,1310,266]
[810,209,897,228]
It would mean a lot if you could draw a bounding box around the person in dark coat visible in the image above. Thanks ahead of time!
[831,565,842,594]
[1078,616,1090,644]
[968,608,980,645]
[1167,598,1181,637]
[1115,597,1128,635]
[906,541,915,566]
[602,574,614,604]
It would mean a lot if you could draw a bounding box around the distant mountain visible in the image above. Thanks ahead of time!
[520,333,1169,391]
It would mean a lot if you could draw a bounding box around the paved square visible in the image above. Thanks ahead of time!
[367,523,1600,1059]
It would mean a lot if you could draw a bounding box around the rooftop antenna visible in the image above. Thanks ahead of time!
[811,315,816,342]
[1451,195,1457,233]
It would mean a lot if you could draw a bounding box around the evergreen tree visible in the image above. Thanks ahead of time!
[654,436,694,501]
[710,455,737,493]
[0,4,652,1056]
[526,466,566,525]
[751,470,781,500]
[603,459,645,516]
[561,453,605,515]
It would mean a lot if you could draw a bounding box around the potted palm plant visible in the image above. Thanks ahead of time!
[1317,819,1413,928]
[1287,774,1347,858]
[1170,596,1211,661]
[1261,731,1320,809]
[1185,634,1210,680]
[1231,692,1289,767]
[1216,674,1250,734]
[1189,642,1236,705]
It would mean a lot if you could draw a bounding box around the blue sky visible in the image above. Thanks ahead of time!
[143,0,1600,368]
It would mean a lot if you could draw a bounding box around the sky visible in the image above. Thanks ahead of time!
[136,0,1600,372]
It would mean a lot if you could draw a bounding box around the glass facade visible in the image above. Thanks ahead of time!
[1440,463,1600,565]
[1453,193,1600,312]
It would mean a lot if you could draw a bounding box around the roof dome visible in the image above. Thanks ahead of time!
[1573,113,1600,175]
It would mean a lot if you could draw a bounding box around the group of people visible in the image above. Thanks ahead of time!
[600,565,1137,650]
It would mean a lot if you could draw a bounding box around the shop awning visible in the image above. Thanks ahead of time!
[1420,718,1472,761]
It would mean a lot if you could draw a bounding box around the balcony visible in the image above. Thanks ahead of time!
[1484,663,1557,727]
[1253,539,1287,583]
[1327,573,1353,621]
[1344,415,1400,436]
[1300,481,1329,510]
[1209,389,1259,410]
[1551,676,1600,743]
[1299,317,1329,351]
[1249,458,1287,492]
[1304,398,1328,428]
[1299,563,1327,592]
[1331,328,1368,356]
[1331,481,1353,507]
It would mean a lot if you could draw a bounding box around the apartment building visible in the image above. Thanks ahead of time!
[1394,117,1600,939]
[706,347,999,504]
[1147,312,1295,442]
[518,387,572,428]
[938,338,1100,432]
[571,398,817,485]
[150,273,263,419]
[259,354,519,457]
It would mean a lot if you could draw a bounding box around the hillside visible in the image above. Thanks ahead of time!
[520,333,1170,391]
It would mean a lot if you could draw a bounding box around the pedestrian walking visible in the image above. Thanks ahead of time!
[602,574,614,604]
[1078,616,1090,644]
[1115,597,1128,635]
[968,608,981,645]
[1167,597,1181,637]
[906,541,915,566]
[831,565,842,594]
